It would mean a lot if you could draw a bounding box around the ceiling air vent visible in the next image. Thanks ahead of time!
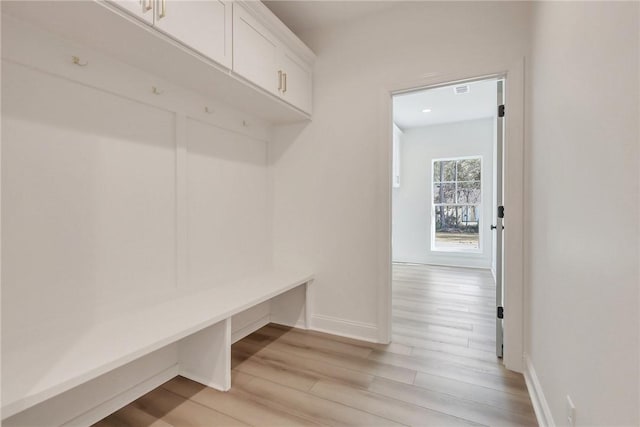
[453,84,470,95]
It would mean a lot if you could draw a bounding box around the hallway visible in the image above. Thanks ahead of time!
[393,263,497,353]
[392,263,536,424]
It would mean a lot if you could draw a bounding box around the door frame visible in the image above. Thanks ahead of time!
[377,58,525,373]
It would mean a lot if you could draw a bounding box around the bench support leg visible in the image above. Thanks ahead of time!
[270,282,310,329]
[177,318,231,391]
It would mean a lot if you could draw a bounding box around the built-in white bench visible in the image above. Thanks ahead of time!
[2,270,314,426]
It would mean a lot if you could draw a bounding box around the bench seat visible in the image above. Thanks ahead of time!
[2,269,314,420]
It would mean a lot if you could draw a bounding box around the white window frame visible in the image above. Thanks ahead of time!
[430,155,483,253]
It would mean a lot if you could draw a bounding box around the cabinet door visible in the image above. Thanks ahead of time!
[154,0,232,69]
[279,47,312,114]
[232,4,280,96]
[109,0,155,24]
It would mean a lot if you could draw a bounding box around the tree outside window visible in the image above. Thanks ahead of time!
[432,157,481,251]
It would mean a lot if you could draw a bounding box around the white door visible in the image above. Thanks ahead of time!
[494,79,505,358]
[232,4,280,96]
[279,47,313,114]
[110,0,155,24]
[154,0,232,68]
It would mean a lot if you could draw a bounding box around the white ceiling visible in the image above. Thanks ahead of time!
[263,1,398,35]
[393,79,498,130]
[262,1,498,130]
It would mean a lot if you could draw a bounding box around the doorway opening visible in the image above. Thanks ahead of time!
[391,77,505,358]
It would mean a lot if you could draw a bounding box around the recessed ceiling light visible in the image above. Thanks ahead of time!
[422,108,432,113]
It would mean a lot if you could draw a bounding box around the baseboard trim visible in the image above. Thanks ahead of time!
[270,319,308,330]
[523,354,555,427]
[63,364,179,426]
[179,370,229,392]
[393,261,492,271]
[231,314,271,344]
[310,314,378,343]
[392,258,492,270]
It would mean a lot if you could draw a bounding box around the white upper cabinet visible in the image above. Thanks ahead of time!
[279,47,312,115]
[232,4,280,96]
[111,0,155,24]
[5,1,314,122]
[232,2,314,115]
[112,1,314,115]
[153,0,232,69]
[110,1,313,115]
[108,0,232,69]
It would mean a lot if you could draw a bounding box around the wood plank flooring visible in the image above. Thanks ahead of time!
[94,264,536,426]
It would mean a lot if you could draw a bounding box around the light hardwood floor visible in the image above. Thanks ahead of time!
[94,264,536,426]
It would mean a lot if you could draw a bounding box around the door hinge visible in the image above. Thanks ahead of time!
[498,104,505,117]
[498,205,504,219]
[497,306,504,319]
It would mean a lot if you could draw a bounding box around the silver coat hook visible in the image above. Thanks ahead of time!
[72,56,88,67]
[151,86,164,95]
[204,106,214,114]
[242,120,249,127]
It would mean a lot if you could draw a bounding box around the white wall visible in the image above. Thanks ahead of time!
[1,64,271,333]
[392,118,494,268]
[271,2,531,340]
[525,2,639,425]
[186,118,271,288]
[2,61,178,332]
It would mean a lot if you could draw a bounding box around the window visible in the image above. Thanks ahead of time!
[432,157,481,251]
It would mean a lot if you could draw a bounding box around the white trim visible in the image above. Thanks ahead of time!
[310,314,378,343]
[63,365,179,427]
[231,314,271,344]
[523,354,555,427]
[380,59,526,367]
[378,79,394,344]
[501,58,526,373]
[175,113,189,291]
[393,257,491,270]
